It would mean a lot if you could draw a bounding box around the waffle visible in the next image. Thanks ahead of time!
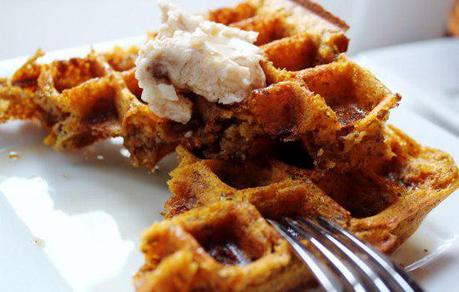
[134,201,309,292]
[0,0,458,291]
[0,46,139,142]
[135,126,458,291]
[0,0,356,171]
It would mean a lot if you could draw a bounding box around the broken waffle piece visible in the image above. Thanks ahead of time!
[165,124,459,253]
[147,126,457,291]
[135,201,309,292]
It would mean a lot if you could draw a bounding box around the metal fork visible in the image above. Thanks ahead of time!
[267,217,423,292]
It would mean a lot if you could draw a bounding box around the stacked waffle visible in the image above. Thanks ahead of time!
[0,0,458,291]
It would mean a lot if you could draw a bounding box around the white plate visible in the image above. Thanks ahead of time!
[0,40,458,292]
[354,38,459,136]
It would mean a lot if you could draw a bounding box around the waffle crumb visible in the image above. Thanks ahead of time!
[8,150,19,160]
[32,237,45,248]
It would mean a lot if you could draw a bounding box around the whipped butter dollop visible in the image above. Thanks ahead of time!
[135,1,266,124]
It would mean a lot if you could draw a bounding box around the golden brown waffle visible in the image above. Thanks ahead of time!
[135,201,309,292]
[0,46,140,143]
[135,127,458,291]
[124,0,399,172]
[165,127,459,252]
[0,0,355,171]
[207,0,349,62]
[0,45,181,165]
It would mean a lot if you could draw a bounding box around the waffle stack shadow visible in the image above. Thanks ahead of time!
[0,0,458,291]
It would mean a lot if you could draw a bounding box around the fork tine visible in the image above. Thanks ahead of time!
[284,218,366,292]
[267,219,342,292]
[297,218,392,292]
[316,217,423,292]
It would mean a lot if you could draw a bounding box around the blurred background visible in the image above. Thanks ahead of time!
[316,0,455,53]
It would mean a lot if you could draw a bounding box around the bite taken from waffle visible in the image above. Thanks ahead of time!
[0,0,458,291]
